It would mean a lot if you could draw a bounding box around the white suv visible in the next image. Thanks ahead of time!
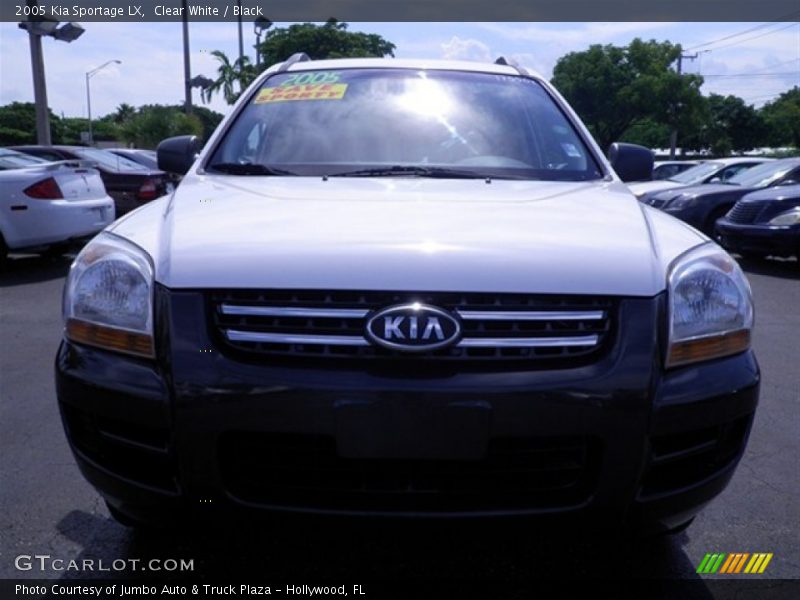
[56,56,759,533]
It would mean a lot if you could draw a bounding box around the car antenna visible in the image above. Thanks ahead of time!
[277,52,311,73]
[494,56,529,77]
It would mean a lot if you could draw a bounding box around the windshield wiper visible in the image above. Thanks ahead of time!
[207,162,298,176]
[328,165,493,179]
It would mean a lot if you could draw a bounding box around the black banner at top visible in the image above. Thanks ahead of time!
[3,0,800,22]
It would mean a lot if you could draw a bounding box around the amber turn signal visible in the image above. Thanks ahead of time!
[66,318,155,359]
[667,329,750,368]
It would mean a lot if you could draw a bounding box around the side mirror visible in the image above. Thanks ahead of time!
[157,135,202,175]
[608,143,654,183]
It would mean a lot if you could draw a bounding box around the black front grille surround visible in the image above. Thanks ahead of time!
[639,413,753,499]
[726,201,766,224]
[208,289,616,366]
[61,403,178,494]
[219,432,602,512]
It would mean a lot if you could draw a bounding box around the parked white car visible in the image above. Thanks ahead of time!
[0,149,115,259]
[629,157,771,199]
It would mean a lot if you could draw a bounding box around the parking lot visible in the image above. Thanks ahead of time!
[1,251,798,589]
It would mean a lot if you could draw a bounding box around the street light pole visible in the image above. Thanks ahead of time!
[27,30,51,145]
[85,60,121,146]
[19,0,85,145]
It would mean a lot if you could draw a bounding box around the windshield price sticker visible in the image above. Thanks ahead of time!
[254,83,348,103]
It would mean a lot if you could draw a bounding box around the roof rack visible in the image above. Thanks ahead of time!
[277,52,311,73]
[494,56,529,77]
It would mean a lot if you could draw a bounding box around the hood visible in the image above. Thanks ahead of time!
[627,180,683,197]
[110,175,706,297]
[740,184,800,204]
[653,183,751,202]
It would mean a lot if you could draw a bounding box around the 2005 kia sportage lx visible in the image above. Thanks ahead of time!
[55,56,759,532]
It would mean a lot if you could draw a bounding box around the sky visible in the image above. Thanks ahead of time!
[1,21,798,120]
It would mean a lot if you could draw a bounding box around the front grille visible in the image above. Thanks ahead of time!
[726,201,766,224]
[209,290,615,366]
[219,432,601,512]
[639,414,752,499]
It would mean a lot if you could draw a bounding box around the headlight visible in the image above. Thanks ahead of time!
[63,232,155,358]
[768,207,800,226]
[666,243,753,368]
[665,194,695,210]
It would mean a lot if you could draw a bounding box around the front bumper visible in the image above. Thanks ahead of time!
[716,218,799,257]
[55,289,760,529]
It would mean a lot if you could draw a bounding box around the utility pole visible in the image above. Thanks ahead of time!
[27,29,51,145]
[182,0,192,114]
[237,0,244,63]
[669,52,699,159]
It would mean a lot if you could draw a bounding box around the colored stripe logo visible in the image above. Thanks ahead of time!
[697,553,773,574]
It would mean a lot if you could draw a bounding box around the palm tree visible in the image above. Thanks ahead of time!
[113,103,136,124]
[206,51,255,105]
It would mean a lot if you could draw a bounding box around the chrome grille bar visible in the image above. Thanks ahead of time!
[456,310,604,321]
[458,335,599,348]
[226,330,370,346]
[224,330,599,348]
[221,304,369,319]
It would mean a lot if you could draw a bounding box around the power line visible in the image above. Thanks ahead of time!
[700,22,799,53]
[684,13,800,51]
[744,57,800,74]
[702,72,800,78]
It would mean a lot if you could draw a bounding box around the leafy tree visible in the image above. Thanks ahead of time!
[0,101,63,145]
[120,105,202,149]
[761,87,800,148]
[167,104,224,142]
[620,118,672,149]
[551,39,705,150]
[684,94,766,155]
[257,20,396,69]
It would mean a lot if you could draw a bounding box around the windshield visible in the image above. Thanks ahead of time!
[208,68,603,181]
[0,150,48,169]
[670,161,722,184]
[72,147,147,172]
[728,160,797,188]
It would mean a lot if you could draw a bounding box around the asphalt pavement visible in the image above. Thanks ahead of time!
[1,252,798,594]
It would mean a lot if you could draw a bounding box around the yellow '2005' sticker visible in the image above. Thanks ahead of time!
[254,83,349,104]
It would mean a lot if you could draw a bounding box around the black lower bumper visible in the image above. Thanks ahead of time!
[716,219,799,257]
[54,291,760,529]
